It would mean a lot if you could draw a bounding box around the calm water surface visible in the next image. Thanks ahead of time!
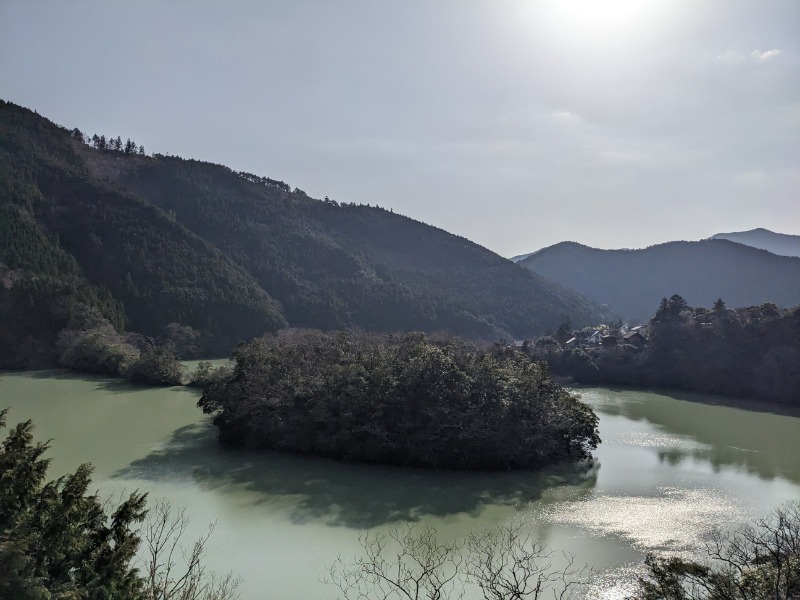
[2,372,798,599]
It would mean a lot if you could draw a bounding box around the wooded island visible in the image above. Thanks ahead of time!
[199,330,601,471]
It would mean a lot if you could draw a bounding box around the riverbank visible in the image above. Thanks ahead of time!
[569,383,800,418]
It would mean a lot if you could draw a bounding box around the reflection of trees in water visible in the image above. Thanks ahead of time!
[586,388,800,483]
[112,424,598,529]
[656,445,777,480]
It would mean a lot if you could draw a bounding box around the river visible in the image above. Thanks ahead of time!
[1,371,798,599]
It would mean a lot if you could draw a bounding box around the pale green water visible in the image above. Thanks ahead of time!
[1,372,798,599]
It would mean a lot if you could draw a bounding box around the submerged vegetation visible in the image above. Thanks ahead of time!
[199,330,600,471]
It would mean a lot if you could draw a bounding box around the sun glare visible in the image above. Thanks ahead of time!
[531,0,669,44]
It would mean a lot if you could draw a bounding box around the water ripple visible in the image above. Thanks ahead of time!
[608,431,708,450]
[542,486,742,554]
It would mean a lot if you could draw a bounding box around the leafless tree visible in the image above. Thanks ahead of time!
[326,524,588,600]
[466,525,590,600]
[140,499,241,600]
[326,525,465,600]
[637,501,800,600]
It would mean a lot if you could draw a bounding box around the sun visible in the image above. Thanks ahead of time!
[531,0,669,44]
[556,0,657,30]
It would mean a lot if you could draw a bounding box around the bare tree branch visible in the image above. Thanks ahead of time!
[138,498,242,600]
[325,523,589,600]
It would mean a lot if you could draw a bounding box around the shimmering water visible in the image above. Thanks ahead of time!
[1,373,798,599]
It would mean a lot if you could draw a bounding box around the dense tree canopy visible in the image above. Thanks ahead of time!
[0,409,147,599]
[1,99,607,369]
[0,100,285,368]
[532,297,800,406]
[199,330,600,470]
[0,409,241,600]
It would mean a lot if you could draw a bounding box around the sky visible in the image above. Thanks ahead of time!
[1,0,798,257]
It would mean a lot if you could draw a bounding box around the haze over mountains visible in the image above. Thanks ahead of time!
[709,228,800,258]
[517,239,800,322]
[0,100,609,367]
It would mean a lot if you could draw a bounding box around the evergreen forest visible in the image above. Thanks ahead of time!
[198,330,601,470]
[0,100,608,369]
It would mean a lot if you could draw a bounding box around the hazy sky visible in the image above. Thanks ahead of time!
[2,1,798,257]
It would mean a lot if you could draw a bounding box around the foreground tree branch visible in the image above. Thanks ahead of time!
[636,501,800,600]
[466,526,590,600]
[325,523,589,600]
[326,525,465,600]
[139,498,242,600]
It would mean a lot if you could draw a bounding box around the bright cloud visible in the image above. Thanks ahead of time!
[717,49,782,63]
[751,48,782,61]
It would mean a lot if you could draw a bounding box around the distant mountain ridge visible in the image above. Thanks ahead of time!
[0,100,608,367]
[510,251,536,263]
[517,239,800,322]
[709,228,800,257]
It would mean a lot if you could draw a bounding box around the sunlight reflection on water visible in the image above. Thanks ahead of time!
[543,486,747,600]
[585,563,647,600]
[542,486,745,599]
[609,430,709,450]
[543,486,742,553]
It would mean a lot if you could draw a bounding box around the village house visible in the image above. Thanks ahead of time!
[585,330,603,346]
[623,330,647,347]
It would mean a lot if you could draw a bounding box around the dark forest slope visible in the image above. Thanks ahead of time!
[0,103,286,365]
[114,155,600,336]
[0,101,606,366]
[518,240,800,321]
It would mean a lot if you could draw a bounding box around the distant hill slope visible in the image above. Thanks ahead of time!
[509,252,535,263]
[518,240,800,322]
[710,228,800,257]
[0,100,607,366]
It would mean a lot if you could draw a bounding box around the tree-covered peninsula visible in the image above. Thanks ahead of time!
[199,330,600,471]
[531,296,800,407]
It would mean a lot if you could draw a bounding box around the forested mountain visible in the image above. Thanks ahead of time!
[710,228,800,257]
[518,240,800,322]
[0,100,606,367]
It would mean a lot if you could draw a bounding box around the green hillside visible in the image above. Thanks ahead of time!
[111,151,604,337]
[0,100,606,367]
